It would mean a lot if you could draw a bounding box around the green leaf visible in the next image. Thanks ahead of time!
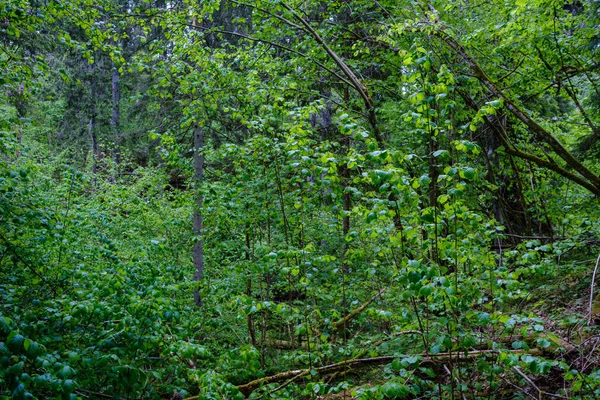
[419,285,432,297]
[383,382,409,398]
[419,174,431,186]
[26,341,41,358]
[536,339,551,349]
[366,212,377,223]
[512,340,525,350]
[7,333,24,353]
[63,379,76,394]
[402,355,422,366]
[461,167,476,180]
[0,317,11,336]
[58,365,74,379]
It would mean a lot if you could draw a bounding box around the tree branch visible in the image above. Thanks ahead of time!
[431,28,600,191]
[186,24,355,89]
[331,288,386,332]
[454,86,600,196]
[280,2,383,145]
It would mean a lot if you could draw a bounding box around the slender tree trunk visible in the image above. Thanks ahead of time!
[341,87,351,241]
[13,91,26,160]
[245,227,256,346]
[193,124,205,306]
[89,117,99,176]
[15,126,22,160]
[110,65,121,169]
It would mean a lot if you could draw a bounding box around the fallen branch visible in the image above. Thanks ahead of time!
[352,330,422,360]
[76,389,124,399]
[263,339,307,350]
[513,366,541,400]
[237,349,539,396]
[539,332,575,352]
[513,366,569,399]
[331,288,387,332]
[483,332,574,353]
[324,330,423,383]
[254,369,310,400]
[502,234,564,241]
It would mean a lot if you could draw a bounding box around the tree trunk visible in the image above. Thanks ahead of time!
[110,66,121,168]
[88,117,99,189]
[193,124,205,307]
[89,117,99,175]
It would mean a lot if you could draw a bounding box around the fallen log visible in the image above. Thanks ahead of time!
[474,332,574,353]
[237,349,540,396]
[263,338,307,350]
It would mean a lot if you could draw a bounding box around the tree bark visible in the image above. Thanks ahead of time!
[110,65,121,168]
[89,117,99,178]
[193,124,205,307]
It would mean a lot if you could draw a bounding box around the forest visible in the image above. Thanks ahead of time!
[1,0,600,399]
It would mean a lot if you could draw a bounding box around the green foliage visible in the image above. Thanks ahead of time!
[2,0,600,399]
[0,314,80,400]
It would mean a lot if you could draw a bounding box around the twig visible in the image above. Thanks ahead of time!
[501,376,538,400]
[229,0,305,31]
[513,366,541,399]
[503,234,564,241]
[513,366,569,399]
[185,24,354,89]
[443,364,467,400]
[254,369,310,400]
[75,389,123,399]
[587,252,600,325]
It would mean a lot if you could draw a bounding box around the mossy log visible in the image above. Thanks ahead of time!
[263,339,307,350]
[237,349,540,396]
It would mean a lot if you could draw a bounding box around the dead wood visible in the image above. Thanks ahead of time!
[236,349,540,396]
[331,288,387,332]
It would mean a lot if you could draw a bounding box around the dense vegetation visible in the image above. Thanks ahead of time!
[2,0,600,398]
